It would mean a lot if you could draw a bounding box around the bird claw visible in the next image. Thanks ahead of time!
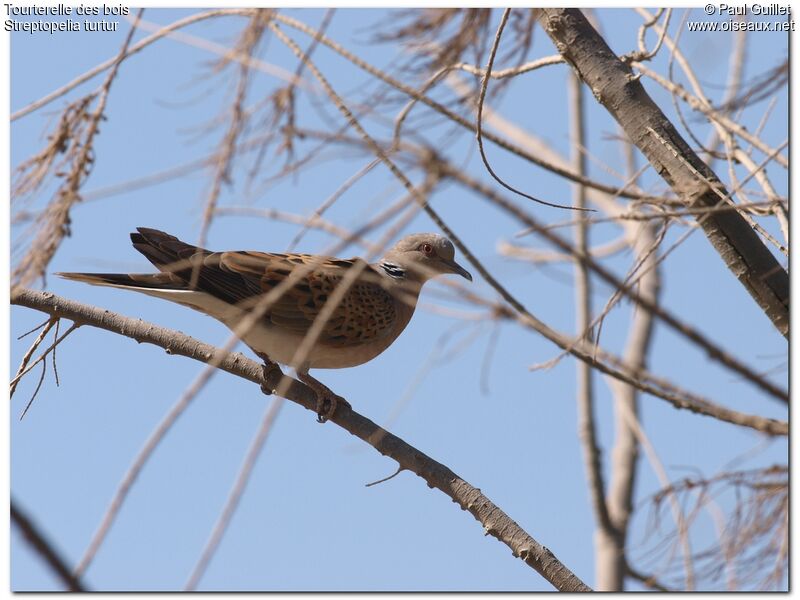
[259,358,284,396]
[315,391,350,423]
[258,356,350,423]
[298,372,350,423]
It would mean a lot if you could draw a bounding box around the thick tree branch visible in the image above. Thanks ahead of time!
[537,8,789,339]
[11,288,591,592]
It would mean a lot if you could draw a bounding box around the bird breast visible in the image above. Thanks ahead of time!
[237,295,417,369]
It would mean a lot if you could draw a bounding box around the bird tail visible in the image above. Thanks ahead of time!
[56,271,186,290]
[59,228,218,294]
[130,228,208,277]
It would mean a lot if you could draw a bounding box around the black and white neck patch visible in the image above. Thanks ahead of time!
[380,262,406,280]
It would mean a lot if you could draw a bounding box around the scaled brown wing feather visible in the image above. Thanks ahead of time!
[133,229,262,305]
[221,251,398,347]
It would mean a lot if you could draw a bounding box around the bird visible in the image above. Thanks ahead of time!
[58,227,472,421]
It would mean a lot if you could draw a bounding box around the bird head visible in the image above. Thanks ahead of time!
[382,233,472,282]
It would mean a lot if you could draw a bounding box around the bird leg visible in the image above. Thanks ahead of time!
[256,353,286,397]
[256,352,348,423]
[297,371,350,423]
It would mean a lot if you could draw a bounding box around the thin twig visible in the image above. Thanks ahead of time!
[10,324,80,393]
[17,317,52,340]
[476,9,588,211]
[286,159,380,251]
[625,562,673,592]
[21,361,48,422]
[10,318,57,398]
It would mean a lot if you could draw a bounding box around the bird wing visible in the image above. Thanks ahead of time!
[221,251,399,348]
[130,228,399,348]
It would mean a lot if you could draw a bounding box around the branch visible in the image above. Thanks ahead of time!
[11,499,87,592]
[569,71,615,581]
[394,131,786,403]
[272,12,665,204]
[11,288,591,592]
[429,84,785,403]
[476,9,584,211]
[602,140,657,591]
[256,30,788,437]
[537,8,789,339]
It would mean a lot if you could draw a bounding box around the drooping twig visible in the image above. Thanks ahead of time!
[476,9,587,211]
[10,318,57,398]
[12,323,80,419]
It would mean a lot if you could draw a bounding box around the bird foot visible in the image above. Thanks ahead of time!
[298,372,350,423]
[257,354,285,396]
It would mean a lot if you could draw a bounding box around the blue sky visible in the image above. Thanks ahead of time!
[8,7,789,591]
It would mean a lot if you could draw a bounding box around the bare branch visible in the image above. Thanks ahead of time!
[601,139,656,591]
[12,288,591,591]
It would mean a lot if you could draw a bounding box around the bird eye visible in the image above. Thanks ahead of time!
[420,243,433,255]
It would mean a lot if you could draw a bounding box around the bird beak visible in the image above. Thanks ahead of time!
[443,258,473,282]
